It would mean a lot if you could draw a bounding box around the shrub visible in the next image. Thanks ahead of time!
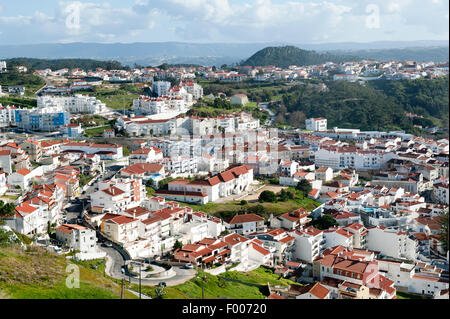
[259,190,277,203]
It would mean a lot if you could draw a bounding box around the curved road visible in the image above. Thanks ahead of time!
[99,245,196,287]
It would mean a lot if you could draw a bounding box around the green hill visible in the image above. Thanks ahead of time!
[242,46,360,68]
[0,243,136,299]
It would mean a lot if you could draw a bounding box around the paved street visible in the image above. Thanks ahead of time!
[99,245,197,287]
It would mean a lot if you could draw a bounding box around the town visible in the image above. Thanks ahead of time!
[0,53,448,301]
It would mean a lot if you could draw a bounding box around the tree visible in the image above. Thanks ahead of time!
[0,201,15,225]
[296,179,312,196]
[278,189,294,202]
[310,215,338,230]
[259,190,277,203]
[288,111,306,127]
[174,240,183,251]
[240,200,248,206]
[122,146,131,157]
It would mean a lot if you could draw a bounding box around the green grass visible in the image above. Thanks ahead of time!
[84,125,113,137]
[78,86,142,110]
[0,96,37,108]
[0,246,137,299]
[0,195,19,201]
[130,267,300,299]
[178,190,320,218]
[396,292,426,299]
[0,72,45,96]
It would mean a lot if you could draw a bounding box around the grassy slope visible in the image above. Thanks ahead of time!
[0,245,136,299]
[180,199,318,216]
[133,267,300,299]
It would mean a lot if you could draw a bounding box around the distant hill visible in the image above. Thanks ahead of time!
[5,58,128,71]
[332,46,449,63]
[1,41,447,66]
[241,46,360,68]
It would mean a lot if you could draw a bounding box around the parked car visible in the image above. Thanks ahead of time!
[185,263,194,269]
[105,241,113,247]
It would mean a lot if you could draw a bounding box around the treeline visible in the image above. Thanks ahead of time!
[272,76,449,133]
[5,58,129,71]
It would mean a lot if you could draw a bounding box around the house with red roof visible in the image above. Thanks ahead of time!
[223,213,266,236]
[120,163,165,180]
[290,226,324,263]
[248,241,273,267]
[55,224,97,253]
[166,165,253,203]
[270,208,311,230]
[128,147,164,165]
[322,227,354,249]
[4,202,45,235]
[7,167,33,190]
[103,215,140,244]
[248,228,295,265]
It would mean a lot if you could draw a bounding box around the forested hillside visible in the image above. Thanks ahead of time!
[242,46,359,68]
[272,76,449,134]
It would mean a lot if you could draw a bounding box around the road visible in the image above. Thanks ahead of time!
[99,245,196,287]
[259,102,276,126]
[35,74,53,96]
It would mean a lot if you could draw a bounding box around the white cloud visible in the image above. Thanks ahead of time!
[0,0,448,44]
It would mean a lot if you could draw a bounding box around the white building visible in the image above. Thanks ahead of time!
[306,118,327,131]
[314,146,395,171]
[367,227,418,261]
[37,95,107,114]
[0,61,6,72]
[55,224,97,253]
[152,81,172,97]
[103,215,140,244]
[15,105,71,132]
[224,213,266,236]
[132,96,188,116]
[291,227,324,263]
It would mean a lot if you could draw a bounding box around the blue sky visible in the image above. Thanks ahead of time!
[0,0,448,45]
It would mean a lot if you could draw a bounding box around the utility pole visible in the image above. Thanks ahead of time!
[201,275,204,300]
[139,263,142,300]
[121,277,125,299]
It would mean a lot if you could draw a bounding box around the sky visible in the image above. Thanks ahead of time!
[0,0,448,45]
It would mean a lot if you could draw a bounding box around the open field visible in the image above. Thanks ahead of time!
[179,194,320,219]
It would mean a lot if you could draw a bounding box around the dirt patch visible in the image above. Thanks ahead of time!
[240,185,288,202]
